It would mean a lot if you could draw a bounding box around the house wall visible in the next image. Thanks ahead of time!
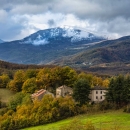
[56,86,73,98]
[90,90,107,102]
[56,88,62,98]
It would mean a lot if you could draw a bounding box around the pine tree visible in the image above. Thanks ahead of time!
[106,78,115,103]
[73,78,90,105]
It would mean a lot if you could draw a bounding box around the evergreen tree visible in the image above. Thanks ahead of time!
[73,78,90,105]
[124,75,130,104]
[113,75,124,106]
[106,75,130,107]
[106,78,115,103]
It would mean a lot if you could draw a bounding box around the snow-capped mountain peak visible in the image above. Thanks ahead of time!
[20,27,106,45]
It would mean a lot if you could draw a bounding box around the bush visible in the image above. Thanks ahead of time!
[124,105,130,113]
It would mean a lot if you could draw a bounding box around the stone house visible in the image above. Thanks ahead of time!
[56,85,73,98]
[31,89,54,101]
[89,86,107,102]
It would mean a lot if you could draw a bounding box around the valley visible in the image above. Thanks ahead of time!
[0,1,130,130]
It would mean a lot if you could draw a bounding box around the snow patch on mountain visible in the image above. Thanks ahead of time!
[33,34,49,45]
[61,26,104,42]
[33,39,48,45]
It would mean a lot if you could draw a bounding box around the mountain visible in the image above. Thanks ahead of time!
[20,26,105,45]
[0,27,106,64]
[52,35,130,75]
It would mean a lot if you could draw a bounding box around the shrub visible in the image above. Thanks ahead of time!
[124,105,130,113]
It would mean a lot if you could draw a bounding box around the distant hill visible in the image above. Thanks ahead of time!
[0,60,55,70]
[0,27,106,64]
[51,35,130,75]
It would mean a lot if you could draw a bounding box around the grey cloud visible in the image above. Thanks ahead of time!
[0,22,24,41]
[1,0,130,21]
[0,14,28,41]
[107,17,130,36]
[53,0,130,21]
[47,19,55,27]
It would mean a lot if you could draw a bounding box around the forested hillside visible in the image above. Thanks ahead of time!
[0,63,130,129]
[52,36,130,75]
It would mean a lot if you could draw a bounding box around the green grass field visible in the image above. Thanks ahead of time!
[0,88,15,103]
[23,110,130,130]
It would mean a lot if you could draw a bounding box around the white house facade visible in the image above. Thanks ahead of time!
[89,86,107,102]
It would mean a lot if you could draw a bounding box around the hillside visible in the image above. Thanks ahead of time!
[52,36,130,75]
[0,60,55,76]
[23,110,130,130]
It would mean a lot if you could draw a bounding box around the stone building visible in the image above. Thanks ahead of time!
[56,85,73,98]
[31,89,54,101]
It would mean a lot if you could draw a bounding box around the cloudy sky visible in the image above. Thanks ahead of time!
[0,0,130,41]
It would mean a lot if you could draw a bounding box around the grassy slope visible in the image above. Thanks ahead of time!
[0,88,15,103]
[23,110,130,130]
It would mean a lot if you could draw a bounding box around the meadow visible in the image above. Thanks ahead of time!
[0,88,15,103]
[23,110,130,130]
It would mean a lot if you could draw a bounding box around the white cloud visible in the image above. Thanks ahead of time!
[0,0,130,40]
[0,9,8,22]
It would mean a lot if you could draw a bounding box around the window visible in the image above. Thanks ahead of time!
[100,96,102,99]
[96,96,98,99]
[100,91,102,94]
[96,91,98,94]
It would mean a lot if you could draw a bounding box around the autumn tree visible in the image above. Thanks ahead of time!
[36,66,77,92]
[58,66,77,87]
[92,76,103,87]
[0,74,10,88]
[8,92,26,111]
[25,69,38,79]
[22,78,37,93]
[36,68,51,89]
[102,79,110,88]
[78,72,93,87]
[8,70,25,92]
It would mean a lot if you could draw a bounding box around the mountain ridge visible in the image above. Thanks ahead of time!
[0,27,106,64]
[20,27,106,45]
[51,35,130,74]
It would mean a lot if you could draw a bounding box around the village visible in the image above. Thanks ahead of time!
[31,85,107,103]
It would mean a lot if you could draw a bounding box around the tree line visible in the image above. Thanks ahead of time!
[106,75,130,108]
[0,66,109,93]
